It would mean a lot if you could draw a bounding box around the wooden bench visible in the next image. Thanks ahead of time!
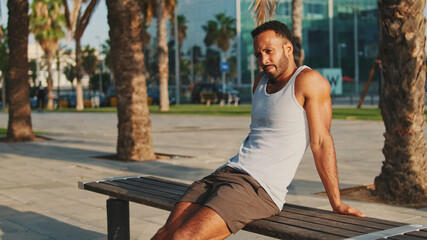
[79,175,427,240]
[200,92,218,105]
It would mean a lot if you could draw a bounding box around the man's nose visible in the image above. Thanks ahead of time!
[261,55,270,66]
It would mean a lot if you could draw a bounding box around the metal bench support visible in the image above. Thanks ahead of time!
[107,198,130,240]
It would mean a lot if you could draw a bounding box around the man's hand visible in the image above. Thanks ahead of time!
[332,202,366,217]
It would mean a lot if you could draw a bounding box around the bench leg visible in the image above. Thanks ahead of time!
[107,198,130,240]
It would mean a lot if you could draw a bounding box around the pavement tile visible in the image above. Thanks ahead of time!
[1,113,427,239]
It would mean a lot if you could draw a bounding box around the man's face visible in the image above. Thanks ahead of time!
[253,30,292,81]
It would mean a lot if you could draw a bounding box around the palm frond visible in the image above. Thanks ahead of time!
[249,0,277,26]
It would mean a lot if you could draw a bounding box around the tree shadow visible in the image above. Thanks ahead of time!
[0,139,212,182]
[0,205,105,240]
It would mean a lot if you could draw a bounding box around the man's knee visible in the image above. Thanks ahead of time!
[152,226,172,240]
[170,228,193,240]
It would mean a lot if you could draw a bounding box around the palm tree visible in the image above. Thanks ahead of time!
[106,0,155,161]
[171,14,187,86]
[202,13,235,97]
[374,0,427,204]
[291,0,303,67]
[30,0,66,109]
[101,39,112,72]
[61,0,99,111]
[63,63,75,89]
[250,0,277,26]
[6,0,35,141]
[155,0,176,112]
[170,14,187,56]
[81,45,98,79]
[214,13,236,59]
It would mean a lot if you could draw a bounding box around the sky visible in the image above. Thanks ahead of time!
[0,1,427,51]
[0,0,109,48]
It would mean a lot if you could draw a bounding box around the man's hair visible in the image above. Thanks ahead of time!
[251,20,293,42]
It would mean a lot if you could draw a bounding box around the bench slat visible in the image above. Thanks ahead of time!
[265,215,363,238]
[406,231,427,238]
[280,211,379,234]
[389,235,427,240]
[101,180,182,202]
[128,176,190,190]
[114,179,185,196]
[283,205,404,230]
[245,218,344,240]
[84,182,176,211]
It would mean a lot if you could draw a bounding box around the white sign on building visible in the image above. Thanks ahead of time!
[316,68,343,95]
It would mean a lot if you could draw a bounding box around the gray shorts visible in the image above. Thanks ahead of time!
[179,166,280,233]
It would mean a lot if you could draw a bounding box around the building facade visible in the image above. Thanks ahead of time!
[169,0,379,96]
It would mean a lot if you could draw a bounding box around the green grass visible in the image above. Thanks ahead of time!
[33,104,427,121]
[332,107,383,121]
[50,104,385,120]
[149,104,252,116]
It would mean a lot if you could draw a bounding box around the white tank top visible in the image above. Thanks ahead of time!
[223,66,310,210]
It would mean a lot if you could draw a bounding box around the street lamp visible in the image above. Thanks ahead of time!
[329,0,334,68]
[174,10,180,105]
[236,0,242,86]
[96,36,103,95]
[337,43,346,68]
[354,2,359,95]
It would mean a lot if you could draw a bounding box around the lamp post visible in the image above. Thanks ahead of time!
[354,2,359,96]
[236,0,241,86]
[329,0,334,68]
[96,36,103,95]
[174,10,180,105]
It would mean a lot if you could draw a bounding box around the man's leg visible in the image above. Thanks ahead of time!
[152,201,201,240]
[172,205,231,240]
[152,201,231,240]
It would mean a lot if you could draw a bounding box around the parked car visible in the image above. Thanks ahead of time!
[191,82,240,104]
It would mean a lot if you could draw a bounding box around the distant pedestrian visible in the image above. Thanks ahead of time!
[36,82,45,109]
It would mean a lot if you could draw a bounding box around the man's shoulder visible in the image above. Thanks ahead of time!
[295,68,331,96]
[297,68,329,86]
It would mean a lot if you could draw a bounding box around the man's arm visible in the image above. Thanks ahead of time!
[296,70,365,217]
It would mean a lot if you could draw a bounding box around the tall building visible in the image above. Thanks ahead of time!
[170,0,379,94]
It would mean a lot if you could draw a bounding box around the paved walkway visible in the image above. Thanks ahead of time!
[1,112,427,240]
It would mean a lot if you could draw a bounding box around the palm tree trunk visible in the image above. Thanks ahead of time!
[292,0,304,67]
[75,36,84,111]
[157,0,170,112]
[46,56,55,109]
[107,0,156,161]
[375,0,427,204]
[7,0,34,141]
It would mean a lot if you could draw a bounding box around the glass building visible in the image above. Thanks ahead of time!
[171,0,379,98]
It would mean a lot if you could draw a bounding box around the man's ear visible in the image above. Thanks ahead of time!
[283,41,293,57]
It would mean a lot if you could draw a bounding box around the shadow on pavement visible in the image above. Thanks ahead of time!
[0,140,212,182]
[0,205,105,240]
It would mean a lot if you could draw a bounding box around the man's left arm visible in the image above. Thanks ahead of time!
[299,70,365,217]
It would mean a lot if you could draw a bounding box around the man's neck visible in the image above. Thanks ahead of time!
[271,66,298,85]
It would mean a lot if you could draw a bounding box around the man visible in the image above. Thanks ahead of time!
[152,20,365,240]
